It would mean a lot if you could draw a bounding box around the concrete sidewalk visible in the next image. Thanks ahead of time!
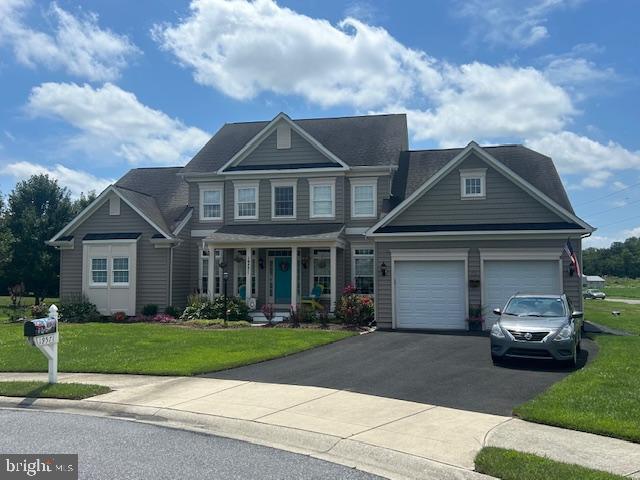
[1,373,639,480]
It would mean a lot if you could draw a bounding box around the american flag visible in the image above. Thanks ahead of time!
[564,239,581,277]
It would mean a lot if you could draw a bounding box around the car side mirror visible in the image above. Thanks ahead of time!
[571,311,583,319]
[493,308,502,315]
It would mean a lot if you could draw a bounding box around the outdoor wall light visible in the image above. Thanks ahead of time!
[380,262,387,276]
[259,257,265,270]
[218,261,227,269]
[301,256,309,269]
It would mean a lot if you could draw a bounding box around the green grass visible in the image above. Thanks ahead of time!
[0,381,110,400]
[0,296,59,323]
[603,277,640,299]
[475,447,625,480]
[0,322,354,375]
[582,300,640,334]
[514,301,640,443]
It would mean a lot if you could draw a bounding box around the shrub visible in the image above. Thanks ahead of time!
[287,306,302,328]
[59,294,101,323]
[164,305,182,318]
[182,319,251,329]
[142,304,159,316]
[180,296,249,321]
[150,313,176,323]
[336,284,374,326]
[261,303,275,325]
[318,308,330,329]
[30,302,48,319]
[112,311,128,323]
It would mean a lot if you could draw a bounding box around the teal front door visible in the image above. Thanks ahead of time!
[274,257,292,304]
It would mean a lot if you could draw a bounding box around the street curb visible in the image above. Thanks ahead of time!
[0,396,492,480]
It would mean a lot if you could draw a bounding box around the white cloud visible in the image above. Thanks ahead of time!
[0,0,139,81]
[526,131,640,188]
[455,0,582,48]
[27,82,210,165]
[583,226,640,249]
[544,57,615,89]
[0,161,112,198]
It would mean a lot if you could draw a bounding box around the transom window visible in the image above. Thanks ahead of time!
[310,180,335,218]
[460,168,486,199]
[272,183,295,218]
[235,183,258,219]
[351,179,376,218]
[312,249,331,295]
[112,257,129,285]
[91,258,107,285]
[353,248,374,294]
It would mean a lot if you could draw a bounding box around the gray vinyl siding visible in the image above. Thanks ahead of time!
[241,130,338,167]
[375,238,582,329]
[189,237,201,294]
[171,225,191,309]
[59,194,170,313]
[345,175,391,227]
[389,154,564,227]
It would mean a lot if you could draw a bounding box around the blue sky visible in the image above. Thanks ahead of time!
[1,0,639,248]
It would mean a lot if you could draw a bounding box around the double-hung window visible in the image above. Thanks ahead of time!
[235,182,258,219]
[460,169,486,199]
[271,181,296,219]
[309,179,335,218]
[351,179,377,218]
[200,184,223,221]
[91,258,108,285]
[112,257,129,285]
[311,249,331,295]
[353,248,374,294]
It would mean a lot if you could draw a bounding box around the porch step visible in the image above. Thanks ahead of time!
[249,311,290,324]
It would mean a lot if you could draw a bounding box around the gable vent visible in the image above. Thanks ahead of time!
[276,123,291,149]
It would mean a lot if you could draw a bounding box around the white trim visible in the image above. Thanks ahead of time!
[89,257,108,287]
[109,196,120,215]
[199,183,224,222]
[460,168,486,200]
[390,249,469,330]
[218,113,350,173]
[270,179,297,220]
[82,238,140,244]
[367,142,594,236]
[191,229,219,237]
[345,227,368,236]
[371,229,590,239]
[374,233,585,242]
[172,209,193,236]
[276,123,291,149]
[111,256,130,287]
[350,177,377,219]
[232,248,258,297]
[309,177,336,219]
[234,181,259,220]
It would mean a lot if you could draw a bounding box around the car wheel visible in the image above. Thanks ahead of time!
[567,346,578,368]
[491,354,502,364]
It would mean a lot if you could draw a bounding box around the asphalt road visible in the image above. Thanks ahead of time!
[0,409,381,480]
[205,331,596,416]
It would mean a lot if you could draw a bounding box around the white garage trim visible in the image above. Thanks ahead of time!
[390,249,469,329]
[480,248,563,327]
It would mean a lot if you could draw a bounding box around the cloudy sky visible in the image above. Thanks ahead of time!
[0,0,639,247]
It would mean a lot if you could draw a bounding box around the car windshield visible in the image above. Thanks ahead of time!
[503,297,566,318]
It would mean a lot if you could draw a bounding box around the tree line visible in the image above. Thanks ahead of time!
[0,175,96,304]
[583,236,640,279]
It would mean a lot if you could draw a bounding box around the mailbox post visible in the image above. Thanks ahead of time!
[24,305,59,384]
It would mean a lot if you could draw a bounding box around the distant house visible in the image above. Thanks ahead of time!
[583,275,605,289]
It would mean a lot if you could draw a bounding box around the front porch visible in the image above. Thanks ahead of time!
[203,225,346,313]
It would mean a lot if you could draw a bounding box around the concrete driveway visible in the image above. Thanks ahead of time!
[204,331,596,416]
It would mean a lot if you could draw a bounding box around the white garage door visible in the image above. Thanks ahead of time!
[484,260,561,328]
[394,260,466,329]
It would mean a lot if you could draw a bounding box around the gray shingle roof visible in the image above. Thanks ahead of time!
[115,167,189,233]
[392,145,574,213]
[183,114,408,173]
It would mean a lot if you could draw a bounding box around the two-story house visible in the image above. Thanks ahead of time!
[48,112,594,331]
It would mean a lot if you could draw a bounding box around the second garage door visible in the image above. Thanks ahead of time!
[394,260,466,329]
[484,260,561,328]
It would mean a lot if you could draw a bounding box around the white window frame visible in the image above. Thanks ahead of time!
[310,249,331,298]
[234,181,259,220]
[199,183,223,221]
[234,249,258,297]
[350,178,377,219]
[111,257,130,287]
[199,248,223,295]
[90,257,108,287]
[271,180,296,220]
[309,178,336,219]
[352,246,375,295]
[460,168,486,199]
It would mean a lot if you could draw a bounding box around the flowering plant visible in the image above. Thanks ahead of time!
[261,303,275,325]
[336,283,374,326]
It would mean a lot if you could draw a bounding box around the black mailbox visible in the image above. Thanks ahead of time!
[24,317,57,337]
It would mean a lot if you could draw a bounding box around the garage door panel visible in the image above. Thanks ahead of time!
[484,260,560,329]
[395,260,466,330]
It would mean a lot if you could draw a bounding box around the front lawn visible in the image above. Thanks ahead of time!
[0,323,354,375]
[583,300,640,334]
[603,277,640,299]
[514,301,640,443]
[0,296,59,323]
[0,381,110,400]
[475,447,625,480]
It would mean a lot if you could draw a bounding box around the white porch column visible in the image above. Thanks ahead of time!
[245,248,252,301]
[330,246,337,312]
[291,246,298,309]
[207,244,215,300]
